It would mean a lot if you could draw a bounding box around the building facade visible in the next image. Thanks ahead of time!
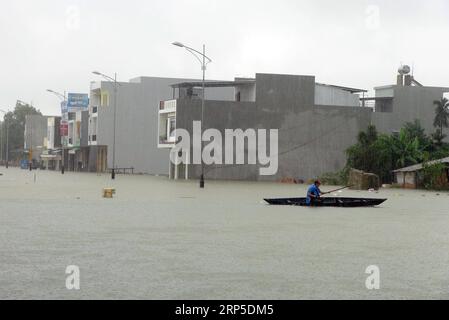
[159,71,449,182]
[87,76,234,174]
[24,114,50,164]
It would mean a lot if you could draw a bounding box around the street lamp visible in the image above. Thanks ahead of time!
[0,109,9,169]
[172,41,212,188]
[92,71,118,180]
[47,89,67,174]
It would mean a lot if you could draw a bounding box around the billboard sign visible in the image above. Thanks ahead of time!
[67,93,89,112]
[60,121,69,137]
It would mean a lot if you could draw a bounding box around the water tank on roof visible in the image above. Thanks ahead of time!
[398,65,411,75]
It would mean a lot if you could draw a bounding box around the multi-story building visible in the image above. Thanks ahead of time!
[367,68,449,134]
[86,76,234,174]
[66,110,89,171]
[24,114,50,165]
[40,116,62,170]
[159,70,449,182]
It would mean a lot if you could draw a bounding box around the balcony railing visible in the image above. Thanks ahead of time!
[159,100,177,112]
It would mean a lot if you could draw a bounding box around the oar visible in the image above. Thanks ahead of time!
[321,185,352,195]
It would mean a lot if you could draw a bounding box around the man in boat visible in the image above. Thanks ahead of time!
[306,180,322,206]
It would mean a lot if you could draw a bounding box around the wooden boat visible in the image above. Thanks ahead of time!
[264,197,387,207]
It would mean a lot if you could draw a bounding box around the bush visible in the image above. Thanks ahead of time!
[319,167,349,186]
[421,161,449,190]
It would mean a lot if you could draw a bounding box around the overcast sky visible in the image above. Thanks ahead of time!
[0,0,448,116]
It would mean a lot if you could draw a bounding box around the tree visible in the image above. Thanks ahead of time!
[433,97,449,133]
[390,128,422,169]
[403,119,432,151]
[431,128,447,147]
[0,102,42,162]
[346,125,394,182]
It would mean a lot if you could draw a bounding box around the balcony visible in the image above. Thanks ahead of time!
[158,100,177,148]
[159,99,177,113]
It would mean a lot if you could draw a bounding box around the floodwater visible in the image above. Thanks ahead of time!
[1,167,449,300]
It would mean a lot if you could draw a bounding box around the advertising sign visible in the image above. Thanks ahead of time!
[60,121,69,137]
[67,93,89,112]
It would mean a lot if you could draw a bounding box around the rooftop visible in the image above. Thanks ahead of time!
[171,79,256,89]
[393,157,449,173]
[316,83,368,93]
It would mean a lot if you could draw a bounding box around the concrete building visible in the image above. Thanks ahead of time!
[159,73,372,181]
[366,68,449,135]
[159,70,449,182]
[40,116,62,170]
[87,76,234,174]
[24,115,50,164]
[66,110,89,171]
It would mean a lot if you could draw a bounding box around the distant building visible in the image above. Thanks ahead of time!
[159,70,449,182]
[365,66,449,135]
[40,116,62,170]
[86,76,234,174]
[66,110,89,171]
[159,73,372,181]
[393,157,449,189]
[24,114,50,163]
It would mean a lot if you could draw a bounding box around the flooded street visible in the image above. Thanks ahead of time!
[1,168,449,299]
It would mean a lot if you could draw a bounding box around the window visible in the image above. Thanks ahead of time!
[101,91,109,106]
[236,91,241,102]
[167,117,176,142]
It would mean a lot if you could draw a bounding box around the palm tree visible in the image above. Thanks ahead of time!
[433,97,449,132]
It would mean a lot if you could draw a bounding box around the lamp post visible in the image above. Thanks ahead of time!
[0,109,9,169]
[92,71,118,180]
[47,89,67,174]
[172,41,212,188]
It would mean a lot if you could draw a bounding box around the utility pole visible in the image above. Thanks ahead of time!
[172,41,212,188]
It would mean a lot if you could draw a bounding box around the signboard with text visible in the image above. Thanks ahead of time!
[67,93,89,112]
[60,121,68,137]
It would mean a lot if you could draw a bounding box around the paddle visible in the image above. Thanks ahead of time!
[320,185,352,195]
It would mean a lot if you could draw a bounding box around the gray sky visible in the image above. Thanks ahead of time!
[1,0,448,116]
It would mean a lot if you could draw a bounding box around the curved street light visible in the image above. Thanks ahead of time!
[172,41,212,188]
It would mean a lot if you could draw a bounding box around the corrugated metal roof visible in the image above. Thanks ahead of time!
[315,83,368,93]
[393,157,449,173]
[171,80,256,88]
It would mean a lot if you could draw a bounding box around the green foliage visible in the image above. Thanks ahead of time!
[344,120,449,185]
[430,128,447,148]
[403,119,433,151]
[319,167,349,186]
[390,129,423,169]
[346,125,395,183]
[0,102,42,161]
[421,161,449,190]
[433,97,449,131]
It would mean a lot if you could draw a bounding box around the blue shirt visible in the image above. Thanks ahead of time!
[306,184,321,205]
